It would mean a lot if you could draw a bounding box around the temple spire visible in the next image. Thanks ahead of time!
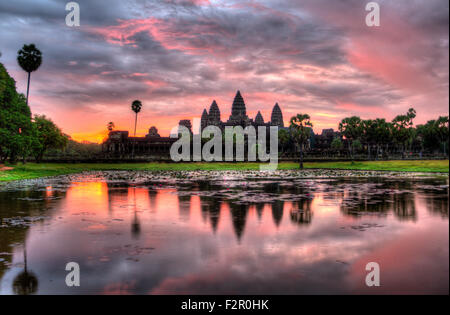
[270,103,284,127]
[201,108,209,130]
[208,100,221,124]
[255,111,264,125]
[231,90,246,117]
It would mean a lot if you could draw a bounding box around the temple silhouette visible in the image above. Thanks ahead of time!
[102,90,342,158]
[103,90,286,157]
[200,90,284,131]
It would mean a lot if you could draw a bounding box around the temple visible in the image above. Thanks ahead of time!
[103,127,177,158]
[200,90,285,131]
[103,90,287,157]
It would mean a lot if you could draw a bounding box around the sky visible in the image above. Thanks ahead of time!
[0,0,448,143]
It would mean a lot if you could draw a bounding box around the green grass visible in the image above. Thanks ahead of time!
[0,160,448,182]
[303,160,449,173]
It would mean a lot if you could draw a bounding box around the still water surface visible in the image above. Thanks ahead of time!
[0,173,448,294]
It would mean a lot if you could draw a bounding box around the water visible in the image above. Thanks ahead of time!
[0,172,448,294]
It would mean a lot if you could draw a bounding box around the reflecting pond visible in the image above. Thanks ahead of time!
[0,172,448,294]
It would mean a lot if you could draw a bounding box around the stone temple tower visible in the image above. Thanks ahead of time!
[208,100,221,126]
[227,90,250,125]
[255,111,264,125]
[201,109,209,131]
[231,90,246,117]
[270,103,284,127]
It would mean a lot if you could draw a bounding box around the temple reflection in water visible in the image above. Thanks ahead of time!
[0,176,448,294]
[94,179,448,241]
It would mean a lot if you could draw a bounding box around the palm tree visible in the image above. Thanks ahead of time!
[17,44,42,107]
[391,108,416,159]
[437,116,449,156]
[331,137,343,155]
[289,114,313,169]
[107,121,115,132]
[339,116,363,163]
[131,100,142,136]
[373,118,392,159]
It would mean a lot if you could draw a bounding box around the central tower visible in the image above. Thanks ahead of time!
[231,90,246,117]
[227,90,250,125]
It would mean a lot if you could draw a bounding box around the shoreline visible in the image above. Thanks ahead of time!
[0,160,448,183]
[1,166,448,187]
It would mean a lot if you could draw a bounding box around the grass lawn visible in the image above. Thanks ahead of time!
[0,160,448,182]
[302,160,449,173]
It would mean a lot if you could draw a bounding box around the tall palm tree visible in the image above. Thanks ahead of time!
[289,114,313,169]
[131,100,142,136]
[392,108,416,159]
[17,44,42,107]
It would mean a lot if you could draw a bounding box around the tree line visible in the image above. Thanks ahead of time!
[281,109,449,168]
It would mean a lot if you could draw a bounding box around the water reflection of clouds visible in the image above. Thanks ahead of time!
[0,176,447,294]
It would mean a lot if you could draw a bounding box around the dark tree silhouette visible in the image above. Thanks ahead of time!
[12,243,38,295]
[290,114,313,169]
[392,108,416,159]
[131,100,142,136]
[339,116,363,163]
[131,188,141,239]
[17,44,42,107]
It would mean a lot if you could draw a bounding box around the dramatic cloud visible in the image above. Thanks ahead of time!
[0,0,448,142]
